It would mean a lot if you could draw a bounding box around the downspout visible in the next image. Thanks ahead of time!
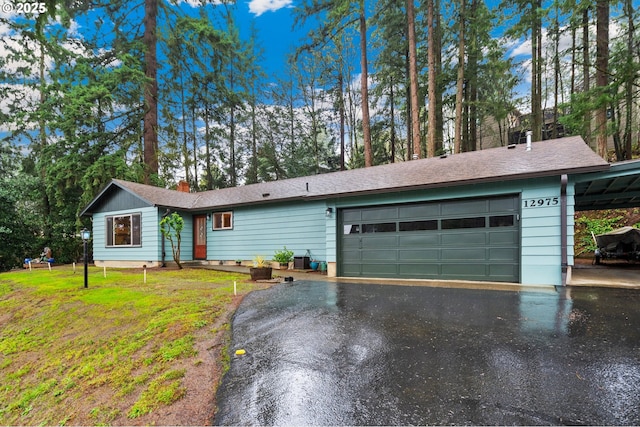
[560,174,568,286]
[161,208,171,267]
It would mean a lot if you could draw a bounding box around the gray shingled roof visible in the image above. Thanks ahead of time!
[82,136,609,214]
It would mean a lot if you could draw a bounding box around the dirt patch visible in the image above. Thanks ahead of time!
[107,295,245,426]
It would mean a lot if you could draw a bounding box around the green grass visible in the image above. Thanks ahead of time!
[0,266,263,425]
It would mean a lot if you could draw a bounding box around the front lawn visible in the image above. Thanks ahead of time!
[0,265,266,426]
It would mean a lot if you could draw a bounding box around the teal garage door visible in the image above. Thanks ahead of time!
[339,196,520,282]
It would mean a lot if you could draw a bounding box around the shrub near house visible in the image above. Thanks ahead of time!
[273,247,294,268]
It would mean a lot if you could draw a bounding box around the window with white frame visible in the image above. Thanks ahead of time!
[106,213,141,246]
[213,212,233,230]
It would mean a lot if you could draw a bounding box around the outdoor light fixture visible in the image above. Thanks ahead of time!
[325,207,333,218]
[81,228,90,288]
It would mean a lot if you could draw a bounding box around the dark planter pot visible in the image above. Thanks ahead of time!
[250,267,272,281]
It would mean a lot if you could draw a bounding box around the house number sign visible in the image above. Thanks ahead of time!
[523,197,559,208]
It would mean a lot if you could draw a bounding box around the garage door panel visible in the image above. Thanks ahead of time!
[489,230,518,244]
[341,264,362,275]
[489,265,519,280]
[442,199,487,215]
[343,211,362,222]
[442,231,486,245]
[362,263,397,275]
[362,250,395,261]
[362,234,397,245]
[489,248,518,261]
[441,263,487,276]
[339,195,520,282]
[399,263,440,276]
[399,234,439,247]
[399,204,439,218]
[490,197,518,211]
[342,249,361,261]
[442,248,486,261]
[342,238,361,249]
[398,249,440,261]
[362,207,397,221]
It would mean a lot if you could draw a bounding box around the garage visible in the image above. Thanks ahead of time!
[339,195,520,282]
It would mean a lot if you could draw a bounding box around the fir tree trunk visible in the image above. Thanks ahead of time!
[359,6,373,167]
[427,0,436,157]
[623,0,634,160]
[582,7,592,147]
[454,0,465,154]
[143,0,158,184]
[531,0,543,142]
[408,0,421,159]
[595,0,609,159]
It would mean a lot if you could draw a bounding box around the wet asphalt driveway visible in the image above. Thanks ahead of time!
[214,281,640,425]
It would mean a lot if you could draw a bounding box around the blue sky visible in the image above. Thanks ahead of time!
[236,0,301,78]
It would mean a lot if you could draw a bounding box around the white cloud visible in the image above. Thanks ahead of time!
[248,0,293,16]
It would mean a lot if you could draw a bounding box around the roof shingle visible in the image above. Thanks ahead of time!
[83,136,609,214]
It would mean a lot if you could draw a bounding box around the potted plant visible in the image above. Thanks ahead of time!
[273,246,294,269]
[250,255,272,280]
[235,259,242,266]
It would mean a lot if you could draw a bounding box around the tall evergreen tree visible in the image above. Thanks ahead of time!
[408,0,422,158]
[595,0,609,159]
[143,0,159,184]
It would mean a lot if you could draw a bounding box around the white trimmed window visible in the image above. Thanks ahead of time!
[213,212,233,230]
[106,213,141,246]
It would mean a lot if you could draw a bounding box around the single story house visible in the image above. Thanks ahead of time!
[80,136,640,287]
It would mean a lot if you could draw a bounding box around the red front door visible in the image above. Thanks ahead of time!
[194,215,207,260]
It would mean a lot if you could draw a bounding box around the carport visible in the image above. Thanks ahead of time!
[571,159,640,288]
[574,159,640,210]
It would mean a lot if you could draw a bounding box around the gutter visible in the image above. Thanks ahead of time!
[560,174,568,286]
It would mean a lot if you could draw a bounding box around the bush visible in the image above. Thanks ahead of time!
[273,246,294,264]
[575,213,624,255]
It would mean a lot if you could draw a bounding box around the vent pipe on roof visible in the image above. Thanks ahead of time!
[526,131,532,151]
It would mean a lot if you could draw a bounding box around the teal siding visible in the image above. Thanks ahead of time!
[520,177,567,285]
[182,214,194,261]
[207,201,327,261]
[92,207,161,263]
[325,203,337,263]
[567,181,576,267]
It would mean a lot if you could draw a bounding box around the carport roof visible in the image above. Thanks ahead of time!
[82,136,609,214]
[574,159,640,211]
